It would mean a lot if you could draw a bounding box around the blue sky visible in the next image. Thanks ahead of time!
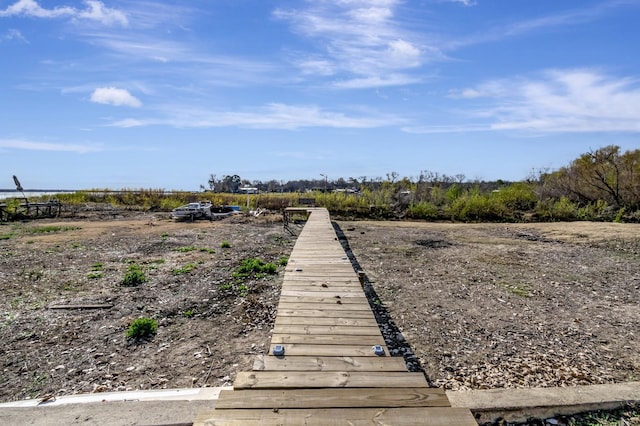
[1,0,639,190]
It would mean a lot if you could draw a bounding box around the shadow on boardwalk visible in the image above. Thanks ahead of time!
[332,222,433,386]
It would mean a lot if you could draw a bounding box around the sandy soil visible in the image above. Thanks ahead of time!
[1,211,639,404]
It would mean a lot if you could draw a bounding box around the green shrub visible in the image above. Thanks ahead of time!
[233,258,278,279]
[278,255,289,266]
[28,226,80,234]
[535,197,578,221]
[174,245,195,252]
[199,247,216,254]
[87,272,104,279]
[407,202,440,220]
[172,262,197,275]
[492,183,537,211]
[220,241,231,249]
[91,262,103,271]
[126,317,158,339]
[447,194,509,222]
[122,264,146,286]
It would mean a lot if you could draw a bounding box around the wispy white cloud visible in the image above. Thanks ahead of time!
[418,69,640,134]
[0,139,101,153]
[445,1,635,50]
[110,103,405,130]
[0,0,127,26]
[90,87,142,107]
[445,0,477,6]
[1,28,27,42]
[274,0,431,89]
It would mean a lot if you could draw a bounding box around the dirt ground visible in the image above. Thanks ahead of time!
[340,220,640,390]
[1,210,639,404]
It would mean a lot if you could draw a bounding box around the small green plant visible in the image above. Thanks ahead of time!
[172,262,197,275]
[126,317,158,339]
[199,247,216,254]
[220,283,233,290]
[87,272,104,279]
[232,258,278,279]
[26,270,43,281]
[0,233,14,240]
[238,284,249,296]
[220,241,231,249]
[28,225,80,234]
[499,282,531,297]
[278,255,289,266]
[174,245,196,252]
[62,283,78,291]
[183,309,195,318]
[122,264,146,286]
[91,262,103,271]
[161,232,169,241]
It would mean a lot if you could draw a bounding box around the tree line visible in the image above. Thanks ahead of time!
[26,145,638,223]
[199,145,640,222]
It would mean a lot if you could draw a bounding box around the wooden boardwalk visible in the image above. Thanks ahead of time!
[194,208,476,425]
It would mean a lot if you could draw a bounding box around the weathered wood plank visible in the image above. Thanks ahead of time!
[276,309,376,319]
[252,355,408,372]
[268,343,388,357]
[280,287,364,295]
[281,279,361,286]
[194,407,477,426]
[271,333,385,346]
[215,388,449,409]
[273,324,381,336]
[234,371,429,389]
[278,295,368,304]
[275,316,379,327]
[279,290,367,298]
[276,302,372,311]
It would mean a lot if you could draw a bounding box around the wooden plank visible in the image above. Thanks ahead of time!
[268,343,388,357]
[271,333,385,346]
[194,407,477,426]
[252,355,408,372]
[276,309,376,319]
[281,279,361,285]
[280,290,367,298]
[280,285,363,293]
[278,295,368,304]
[273,324,381,336]
[276,302,372,311]
[234,371,428,389]
[215,388,449,409]
[275,316,379,327]
[285,267,355,273]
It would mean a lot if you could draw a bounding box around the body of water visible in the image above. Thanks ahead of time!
[0,190,76,201]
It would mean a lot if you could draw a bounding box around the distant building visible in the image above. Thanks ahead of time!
[238,187,259,194]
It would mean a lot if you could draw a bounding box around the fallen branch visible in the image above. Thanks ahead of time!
[48,304,114,310]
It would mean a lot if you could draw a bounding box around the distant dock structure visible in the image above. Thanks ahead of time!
[0,199,62,222]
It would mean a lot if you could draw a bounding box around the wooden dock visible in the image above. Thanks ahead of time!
[194,208,476,425]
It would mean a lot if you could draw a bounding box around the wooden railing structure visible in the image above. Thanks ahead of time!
[0,200,61,222]
[194,208,476,425]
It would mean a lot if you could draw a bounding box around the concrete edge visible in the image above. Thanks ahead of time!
[2,382,639,424]
[0,386,232,408]
[447,381,640,424]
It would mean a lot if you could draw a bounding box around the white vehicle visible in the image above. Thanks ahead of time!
[171,202,241,221]
[171,201,212,221]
